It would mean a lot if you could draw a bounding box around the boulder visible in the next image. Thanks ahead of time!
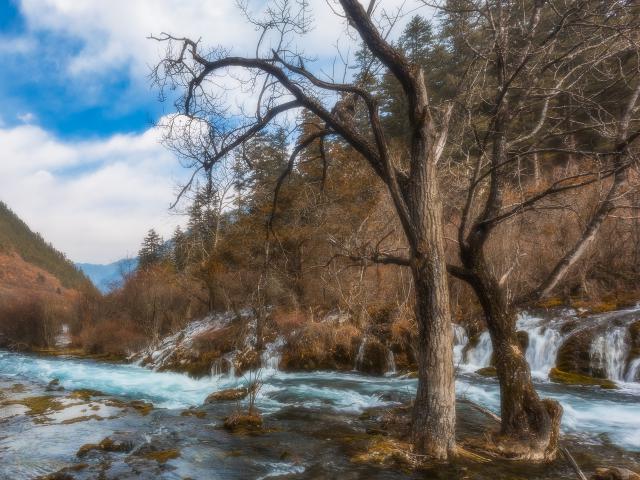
[556,328,599,377]
[357,339,389,376]
[592,467,640,480]
[205,387,248,403]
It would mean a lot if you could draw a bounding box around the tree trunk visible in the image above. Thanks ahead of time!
[470,260,562,460]
[411,261,456,460]
[408,158,456,460]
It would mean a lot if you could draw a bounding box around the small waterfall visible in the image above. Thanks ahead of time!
[452,324,468,366]
[210,352,236,378]
[626,357,640,382]
[590,327,629,382]
[517,314,565,376]
[261,337,285,371]
[354,337,367,371]
[384,349,397,376]
[464,331,493,369]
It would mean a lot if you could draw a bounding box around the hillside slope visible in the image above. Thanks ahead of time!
[0,201,93,294]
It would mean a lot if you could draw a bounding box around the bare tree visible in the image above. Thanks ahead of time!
[152,0,460,459]
[437,0,640,460]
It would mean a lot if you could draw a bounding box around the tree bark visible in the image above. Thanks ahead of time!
[467,255,562,460]
[407,153,456,460]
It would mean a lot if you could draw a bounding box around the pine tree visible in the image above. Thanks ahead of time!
[138,229,164,269]
[171,226,188,272]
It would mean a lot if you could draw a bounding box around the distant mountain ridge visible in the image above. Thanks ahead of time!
[0,201,93,293]
[76,258,138,293]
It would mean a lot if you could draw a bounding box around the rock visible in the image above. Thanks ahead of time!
[205,387,248,403]
[357,339,388,376]
[592,467,640,480]
[549,368,617,389]
[556,328,600,377]
[76,435,135,457]
[475,366,497,377]
[46,378,64,392]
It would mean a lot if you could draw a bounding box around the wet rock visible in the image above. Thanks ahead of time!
[549,368,617,389]
[205,387,248,403]
[129,400,154,416]
[35,473,75,480]
[77,435,135,457]
[556,328,600,377]
[357,338,388,376]
[592,467,640,480]
[46,378,64,392]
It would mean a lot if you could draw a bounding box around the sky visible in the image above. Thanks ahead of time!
[0,0,423,264]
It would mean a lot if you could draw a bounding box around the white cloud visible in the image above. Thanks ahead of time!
[16,0,421,81]
[0,123,187,263]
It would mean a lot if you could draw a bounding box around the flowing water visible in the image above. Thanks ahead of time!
[1,347,640,479]
[2,307,640,478]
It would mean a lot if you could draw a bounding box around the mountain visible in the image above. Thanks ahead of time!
[0,201,94,300]
[76,258,138,293]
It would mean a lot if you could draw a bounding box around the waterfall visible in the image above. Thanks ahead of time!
[590,327,630,382]
[384,349,397,376]
[261,337,285,372]
[210,352,236,378]
[626,358,640,382]
[517,314,565,376]
[452,324,468,366]
[354,337,367,371]
[464,331,493,369]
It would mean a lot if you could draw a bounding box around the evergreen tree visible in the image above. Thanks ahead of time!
[171,226,188,272]
[138,229,164,269]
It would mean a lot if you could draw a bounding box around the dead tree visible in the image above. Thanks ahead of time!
[152,0,459,459]
[439,0,640,460]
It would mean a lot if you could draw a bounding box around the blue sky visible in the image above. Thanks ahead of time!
[0,0,416,263]
[0,0,162,139]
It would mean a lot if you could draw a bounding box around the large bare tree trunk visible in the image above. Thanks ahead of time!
[468,256,562,460]
[408,157,456,460]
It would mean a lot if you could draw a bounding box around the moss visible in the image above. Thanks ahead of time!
[2,395,65,416]
[181,409,207,419]
[70,389,104,401]
[475,366,497,377]
[141,448,181,463]
[549,368,617,389]
[60,414,105,425]
[536,297,564,309]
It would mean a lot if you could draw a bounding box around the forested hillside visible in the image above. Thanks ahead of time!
[0,201,92,291]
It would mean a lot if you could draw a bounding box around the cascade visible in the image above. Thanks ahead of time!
[384,349,397,376]
[517,314,565,377]
[590,327,630,382]
[452,323,468,366]
[354,337,367,371]
[464,331,493,369]
[261,337,285,371]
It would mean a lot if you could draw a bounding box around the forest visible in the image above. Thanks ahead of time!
[1,1,640,479]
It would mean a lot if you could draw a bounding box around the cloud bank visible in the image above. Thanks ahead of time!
[0,123,186,263]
